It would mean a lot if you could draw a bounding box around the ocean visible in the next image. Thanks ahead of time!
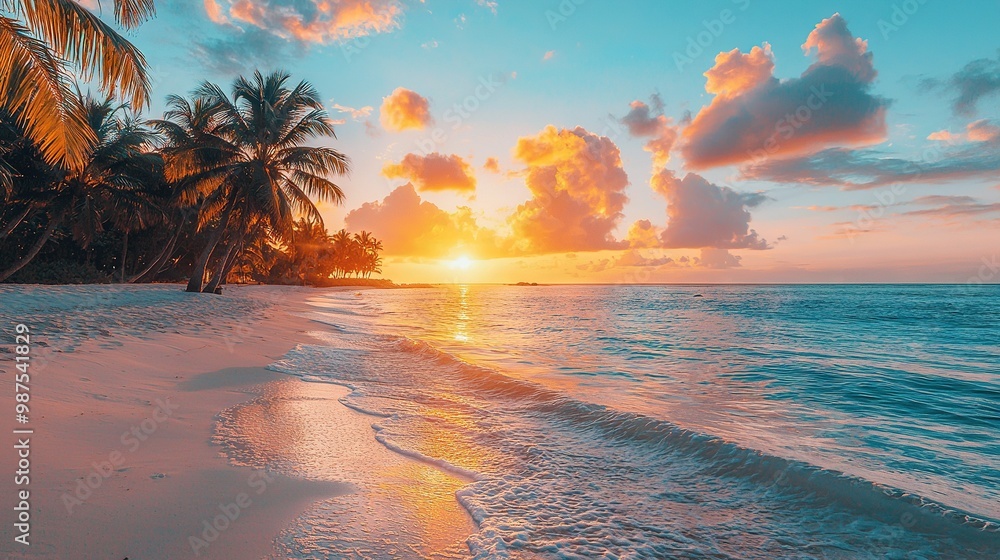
[248,284,1000,559]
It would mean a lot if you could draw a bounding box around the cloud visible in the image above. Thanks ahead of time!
[652,171,769,249]
[941,50,1000,116]
[382,153,477,193]
[506,126,630,254]
[190,25,302,75]
[331,102,374,121]
[616,249,674,268]
[204,0,228,23]
[476,0,498,15]
[626,219,662,248]
[344,184,499,257]
[696,248,742,269]
[380,87,432,132]
[681,13,889,169]
[483,157,501,173]
[543,50,555,61]
[620,95,679,168]
[742,128,1000,189]
[205,0,406,43]
[927,119,1000,143]
[900,195,1000,220]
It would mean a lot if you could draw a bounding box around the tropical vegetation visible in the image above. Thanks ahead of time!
[1,2,376,289]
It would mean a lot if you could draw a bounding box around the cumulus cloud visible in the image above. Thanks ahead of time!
[626,219,662,248]
[652,171,769,249]
[681,13,889,169]
[344,184,499,257]
[382,153,477,193]
[506,126,630,254]
[620,94,679,168]
[483,157,501,174]
[380,87,432,132]
[205,0,406,43]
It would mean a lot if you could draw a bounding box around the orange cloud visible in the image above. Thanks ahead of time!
[627,219,662,248]
[620,95,679,169]
[507,126,629,254]
[211,0,405,43]
[380,87,432,132]
[382,153,477,193]
[204,0,228,24]
[652,171,769,249]
[483,157,501,173]
[344,184,499,258]
[931,119,1000,143]
[704,45,775,97]
[682,13,888,169]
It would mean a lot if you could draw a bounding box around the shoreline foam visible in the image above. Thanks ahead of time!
[0,284,474,559]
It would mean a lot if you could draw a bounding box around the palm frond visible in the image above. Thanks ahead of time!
[0,14,94,168]
[21,0,151,109]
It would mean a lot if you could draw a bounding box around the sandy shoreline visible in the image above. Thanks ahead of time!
[0,285,473,559]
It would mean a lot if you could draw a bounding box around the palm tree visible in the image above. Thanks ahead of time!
[0,0,154,172]
[0,94,162,282]
[165,71,350,292]
[133,95,231,283]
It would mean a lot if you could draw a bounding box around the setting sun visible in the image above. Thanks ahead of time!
[449,256,474,271]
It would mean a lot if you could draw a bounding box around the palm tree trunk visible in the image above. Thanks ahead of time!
[130,213,187,283]
[205,222,254,293]
[0,217,58,282]
[186,196,237,293]
[119,230,129,283]
[0,205,34,240]
[203,239,236,293]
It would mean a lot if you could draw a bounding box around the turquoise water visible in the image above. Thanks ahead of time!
[268,284,1000,558]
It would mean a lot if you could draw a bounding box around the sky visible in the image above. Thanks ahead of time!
[85,0,1000,283]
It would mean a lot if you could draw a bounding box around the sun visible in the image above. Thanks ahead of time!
[449,256,475,270]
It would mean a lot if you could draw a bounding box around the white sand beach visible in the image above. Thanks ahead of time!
[0,285,473,559]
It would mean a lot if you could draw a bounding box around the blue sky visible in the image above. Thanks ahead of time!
[96,0,1000,282]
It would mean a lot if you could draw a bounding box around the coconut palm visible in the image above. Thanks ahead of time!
[166,70,350,292]
[0,93,162,282]
[0,0,154,172]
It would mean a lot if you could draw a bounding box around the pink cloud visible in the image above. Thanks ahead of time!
[620,95,679,169]
[382,153,477,193]
[210,0,405,43]
[652,171,769,249]
[681,13,888,169]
